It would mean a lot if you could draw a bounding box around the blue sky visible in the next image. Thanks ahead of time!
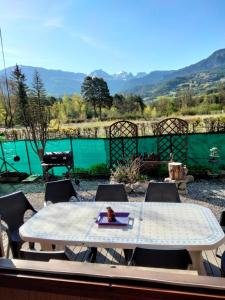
[0,0,224,74]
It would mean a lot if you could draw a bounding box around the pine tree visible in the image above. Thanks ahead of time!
[10,64,29,125]
[27,70,50,158]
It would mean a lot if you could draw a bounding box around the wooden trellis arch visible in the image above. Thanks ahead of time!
[109,120,138,167]
[156,118,188,163]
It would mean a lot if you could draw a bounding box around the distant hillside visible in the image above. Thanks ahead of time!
[126,49,225,100]
[0,66,86,97]
[0,48,225,98]
[130,68,225,101]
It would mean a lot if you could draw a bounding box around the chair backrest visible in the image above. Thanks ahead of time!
[0,216,4,257]
[0,191,35,233]
[95,184,128,202]
[220,211,225,229]
[45,179,77,204]
[145,182,180,202]
[221,251,225,277]
[131,248,192,270]
[19,249,69,261]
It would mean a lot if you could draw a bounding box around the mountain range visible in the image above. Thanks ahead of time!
[0,48,225,100]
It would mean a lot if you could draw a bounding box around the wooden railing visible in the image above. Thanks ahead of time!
[0,258,225,300]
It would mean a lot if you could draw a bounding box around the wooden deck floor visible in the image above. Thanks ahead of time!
[68,245,224,277]
[2,228,224,277]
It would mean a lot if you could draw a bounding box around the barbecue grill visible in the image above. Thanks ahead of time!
[41,151,74,181]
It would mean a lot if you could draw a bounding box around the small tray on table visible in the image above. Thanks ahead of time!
[96,212,129,226]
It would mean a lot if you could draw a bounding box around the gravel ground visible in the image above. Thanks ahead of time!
[1,178,225,220]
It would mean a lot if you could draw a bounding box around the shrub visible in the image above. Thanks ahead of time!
[111,158,142,183]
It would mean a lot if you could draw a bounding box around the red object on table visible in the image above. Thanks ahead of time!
[106,206,116,222]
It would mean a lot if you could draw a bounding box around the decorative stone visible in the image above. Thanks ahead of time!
[178,182,187,190]
[164,177,188,195]
[179,189,188,195]
[164,178,176,183]
[132,181,148,193]
[109,179,116,185]
[110,180,149,194]
[185,175,194,183]
[125,184,133,193]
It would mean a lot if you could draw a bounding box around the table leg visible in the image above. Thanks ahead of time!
[40,242,65,251]
[189,251,206,275]
[40,242,53,251]
[54,244,66,251]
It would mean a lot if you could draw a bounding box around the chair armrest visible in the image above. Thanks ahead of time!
[1,223,7,231]
[0,224,11,243]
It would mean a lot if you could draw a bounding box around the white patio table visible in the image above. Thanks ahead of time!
[19,202,225,275]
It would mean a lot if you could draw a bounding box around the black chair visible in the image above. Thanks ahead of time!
[45,179,78,205]
[216,211,225,256]
[0,216,4,257]
[219,210,225,233]
[221,251,225,277]
[20,249,69,261]
[93,184,131,262]
[95,184,128,202]
[0,191,37,258]
[130,248,192,270]
[145,182,180,202]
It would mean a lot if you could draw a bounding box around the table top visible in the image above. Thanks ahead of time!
[19,202,225,250]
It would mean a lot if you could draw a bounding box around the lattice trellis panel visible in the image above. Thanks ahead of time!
[109,121,138,167]
[156,118,188,163]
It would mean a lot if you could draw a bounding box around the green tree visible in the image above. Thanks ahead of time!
[0,78,14,127]
[218,82,225,106]
[112,93,145,117]
[81,76,111,119]
[51,99,67,129]
[26,70,50,159]
[94,77,112,119]
[0,95,6,125]
[10,64,29,125]
[71,93,86,120]
[113,94,126,114]
[131,95,145,115]
[81,76,98,118]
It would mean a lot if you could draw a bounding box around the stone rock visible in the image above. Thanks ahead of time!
[185,175,194,183]
[178,182,187,190]
[178,188,188,195]
[125,184,133,193]
[132,181,148,193]
[164,178,176,183]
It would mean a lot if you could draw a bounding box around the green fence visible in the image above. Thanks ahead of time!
[0,133,224,175]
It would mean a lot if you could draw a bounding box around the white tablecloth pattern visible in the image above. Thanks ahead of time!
[20,202,224,251]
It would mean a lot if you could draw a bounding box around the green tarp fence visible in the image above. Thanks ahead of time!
[0,133,224,175]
